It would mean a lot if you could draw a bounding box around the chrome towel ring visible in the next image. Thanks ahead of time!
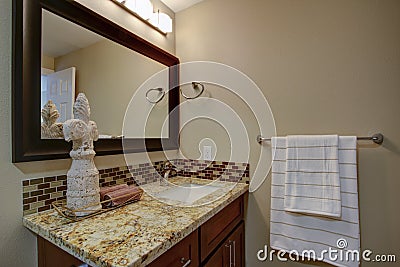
[180,82,205,100]
[146,82,205,103]
[146,87,165,103]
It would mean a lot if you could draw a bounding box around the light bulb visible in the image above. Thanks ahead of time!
[125,0,153,20]
[149,12,159,26]
[158,12,172,33]
[149,11,172,33]
[124,0,136,11]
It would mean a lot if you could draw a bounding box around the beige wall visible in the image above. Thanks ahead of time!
[41,55,54,70]
[176,0,400,266]
[0,0,177,266]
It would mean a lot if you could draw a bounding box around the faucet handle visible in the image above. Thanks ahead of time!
[163,161,173,169]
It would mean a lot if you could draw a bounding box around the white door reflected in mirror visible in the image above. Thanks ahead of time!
[42,67,76,123]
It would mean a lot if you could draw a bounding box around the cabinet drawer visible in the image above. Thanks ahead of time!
[148,229,199,267]
[200,195,244,261]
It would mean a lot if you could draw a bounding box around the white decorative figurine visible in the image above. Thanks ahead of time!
[41,100,64,139]
[63,93,102,216]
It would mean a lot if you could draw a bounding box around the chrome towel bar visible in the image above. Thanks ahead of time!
[257,133,384,145]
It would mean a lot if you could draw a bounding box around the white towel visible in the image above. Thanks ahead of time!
[285,135,341,217]
[270,136,360,267]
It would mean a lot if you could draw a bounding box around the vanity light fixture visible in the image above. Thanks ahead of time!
[111,0,173,34]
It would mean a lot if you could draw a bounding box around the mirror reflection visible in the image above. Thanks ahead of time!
[41,9,169,139]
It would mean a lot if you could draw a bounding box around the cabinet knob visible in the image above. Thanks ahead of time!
[180,257,191,267]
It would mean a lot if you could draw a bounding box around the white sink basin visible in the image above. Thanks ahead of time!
[156,183,221,204]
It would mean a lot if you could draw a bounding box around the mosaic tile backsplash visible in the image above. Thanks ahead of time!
[171,159,250,183]
[22,159,249,215]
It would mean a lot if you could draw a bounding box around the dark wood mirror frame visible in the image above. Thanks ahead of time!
[12,0,180,163]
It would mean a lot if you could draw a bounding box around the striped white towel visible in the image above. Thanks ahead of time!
[270,136,360,267]
[285,135,341,217]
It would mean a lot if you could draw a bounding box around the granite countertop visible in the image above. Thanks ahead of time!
[23,177,248,267]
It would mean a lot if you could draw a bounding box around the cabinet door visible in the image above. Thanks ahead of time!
[148,229,199,267]
[203,243,229,267]
[38,236,89,267]
[203,221,244,267]
[226,222,244,267]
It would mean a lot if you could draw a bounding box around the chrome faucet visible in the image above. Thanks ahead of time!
[161,161,174,185]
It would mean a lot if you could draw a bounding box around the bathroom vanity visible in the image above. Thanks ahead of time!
[23,178,248,267]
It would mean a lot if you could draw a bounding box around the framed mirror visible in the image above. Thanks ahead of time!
[12,0,180,162]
